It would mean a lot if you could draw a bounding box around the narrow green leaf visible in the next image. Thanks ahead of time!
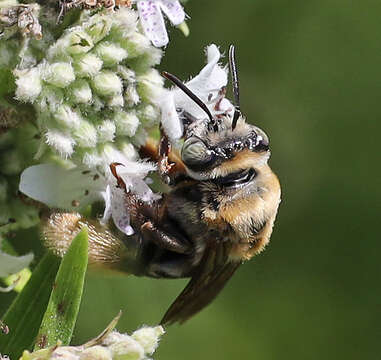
[34,227,88,349]
[0,253,60,359]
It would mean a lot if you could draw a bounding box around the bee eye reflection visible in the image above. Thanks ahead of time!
[181,137,214,168]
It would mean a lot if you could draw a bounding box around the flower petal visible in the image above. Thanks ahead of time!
[159,0,185,26]
[173,44,233,119]
[109,186,135,235]
[19,164,105,211]
[137,1,169,47]
[0,251,34,277]
[159,89,183,141]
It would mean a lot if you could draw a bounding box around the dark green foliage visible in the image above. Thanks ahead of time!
[34,228,88,349]
[0,253,60,359]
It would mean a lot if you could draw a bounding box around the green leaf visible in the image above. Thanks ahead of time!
[0,253,60,359]
[34,227,89,349]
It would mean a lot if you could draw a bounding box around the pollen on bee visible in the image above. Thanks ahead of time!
[42,212,131,266]
[42,212,83,257]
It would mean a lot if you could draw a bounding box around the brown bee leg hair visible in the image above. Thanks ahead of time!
[158,126,176,184]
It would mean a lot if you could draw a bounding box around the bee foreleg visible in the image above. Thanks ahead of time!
[158,126,176,185]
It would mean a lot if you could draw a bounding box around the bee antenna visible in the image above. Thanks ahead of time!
[229,45,241,130]
[162,71,218,132]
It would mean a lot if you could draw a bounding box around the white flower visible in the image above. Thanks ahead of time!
[159,44,235,141]
[0,251,33,278]
[134,0,186,47]
[19,148,159,236]
[173,44,234,119]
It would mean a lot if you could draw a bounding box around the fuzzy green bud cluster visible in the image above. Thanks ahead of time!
[19,326,165,360]
[0,5,166,234]
[13,7,163,167]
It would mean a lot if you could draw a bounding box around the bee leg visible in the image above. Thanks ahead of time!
[141,221,192,255]
[138,220,195,278]
[158,126,176,185]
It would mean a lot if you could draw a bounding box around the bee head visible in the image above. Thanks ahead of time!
[181,116,270,181]
[163,45,271,183]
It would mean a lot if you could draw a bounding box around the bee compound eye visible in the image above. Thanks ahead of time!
[253,126,269,151]
[181,137,214,168]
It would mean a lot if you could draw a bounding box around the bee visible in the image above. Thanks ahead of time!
[43,46,281,324]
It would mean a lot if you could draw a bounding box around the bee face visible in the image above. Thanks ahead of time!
[181,115,270,183]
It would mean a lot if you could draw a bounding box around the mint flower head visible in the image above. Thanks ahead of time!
[18,312,165,360]
[0,4,169,237]
[14,7,165,166]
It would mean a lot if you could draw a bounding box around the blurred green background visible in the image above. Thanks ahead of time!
[78,1,381,359]
[4,0,381,359]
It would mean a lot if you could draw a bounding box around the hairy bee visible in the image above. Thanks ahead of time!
[43,46,281,324]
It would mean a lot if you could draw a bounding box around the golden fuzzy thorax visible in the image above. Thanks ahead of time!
[198,149,281,261]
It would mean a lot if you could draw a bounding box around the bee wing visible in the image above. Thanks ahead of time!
[161,241,240,325]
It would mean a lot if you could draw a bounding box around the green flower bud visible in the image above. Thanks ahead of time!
[53,105,81,129]
[38,86,64,113]
[97,120,116,143]
[124,85,140,106]
[48,27,94,59]
[111,7,138,36]
[14,67,42,102]
[137,69,163,103]
[50,346,80,360]
[108,337,144,360]
[66,29,94,55]
[119,142,138,161]
[92,71,122,97]
[70,80,93,104]
[45,129,75,158]
[95,42,128,66]
[43,62,75,88]
[74,53,103,78]
[82,149,103,168]
[132,326,165,356]
[119,32,151,59]
[80,346,112,360]
[139,104,159,126]
[85,14,112,44]
[108,94,124,107]
[117,66,135,82]
[114,111,139,137]
[73,120,97,148]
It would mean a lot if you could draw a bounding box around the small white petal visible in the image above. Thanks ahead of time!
[137,1,169,47]
[0,252,34,277]
[159,90,183,140]
[19,164,105,210]
[109,186,134,235]
[173,44,229,119]
[159,0,185,26]
[100,184,112,225]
